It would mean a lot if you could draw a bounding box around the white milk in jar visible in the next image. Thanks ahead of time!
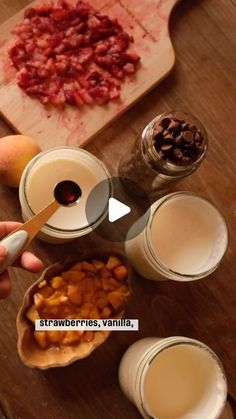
[119,337,227,419]
[125,192,228,281]
[19,147,111,243]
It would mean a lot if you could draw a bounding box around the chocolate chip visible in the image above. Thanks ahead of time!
[152,113,205,166]
[154,124,163,135]
[183,131,194,143]
[195,143,204,154]
[168,121,180,133]
[195,131,203,142]
[182,156,192,164]
[173,111,186,122]
[160,117,171,129]
[154,131,163,142]
[182,122,189,131]
[161,144,173,151]
[172,148,183,160]
[189,124,197,133]
[175,134,183,145]
[163,133,174,141]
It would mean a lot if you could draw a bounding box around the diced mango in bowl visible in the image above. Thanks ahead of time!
[26,255,130,350]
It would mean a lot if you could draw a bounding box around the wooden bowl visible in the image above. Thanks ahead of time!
[16,249,132,369]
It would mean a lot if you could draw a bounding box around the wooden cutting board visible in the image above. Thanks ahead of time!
[0,0,179,150]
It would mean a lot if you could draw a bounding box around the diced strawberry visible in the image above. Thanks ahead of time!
[116,33,129,51]
[89,85,109,104]
[50,90,66,106]
[35,5,52,17]
[24,8,36,19]
[9,0,140,109]
[123,51,140,64]
[77,47,93,64]
[111,66,125,80]
[123,62,135,74]
[79,88,94,104]
[52,9,69,21]
[109,86,120,100]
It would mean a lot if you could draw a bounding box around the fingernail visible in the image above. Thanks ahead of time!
[0,245,7,259]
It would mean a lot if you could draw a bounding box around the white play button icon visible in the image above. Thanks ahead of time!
[108,197,131,223]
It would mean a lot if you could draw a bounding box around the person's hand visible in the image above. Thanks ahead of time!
[0,222,43,299]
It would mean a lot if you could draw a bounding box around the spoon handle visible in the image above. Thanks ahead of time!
[0,200,60,274]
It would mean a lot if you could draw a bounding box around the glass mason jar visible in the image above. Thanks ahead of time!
[119,336,227,419]
[125,192,228,281]
[19,147,111,243]
[119,111,208,198]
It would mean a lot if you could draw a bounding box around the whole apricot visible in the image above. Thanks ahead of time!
[0,135,41,187]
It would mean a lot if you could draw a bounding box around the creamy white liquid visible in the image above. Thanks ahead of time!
[26,157,108,230]
[150,195,224,275]
[143,344,224,419]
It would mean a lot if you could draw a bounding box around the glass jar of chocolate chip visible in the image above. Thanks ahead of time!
[118,110,208,198]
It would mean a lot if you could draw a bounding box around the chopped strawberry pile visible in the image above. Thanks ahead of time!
[8,0,140,107]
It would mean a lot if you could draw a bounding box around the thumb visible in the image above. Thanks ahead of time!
[0,245,7,262]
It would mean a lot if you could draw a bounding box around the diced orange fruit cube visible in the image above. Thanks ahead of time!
[99,267,111,279]
[67,285,82,305]
[89,307,100,319]
[107,291,125,310]
[96,297,108,310]
[46,330,62,344]
[62,331,82,345]
[101,306,112,318]
[106,255,122,270]
[83,291,93,303]
[71,262,82,271]
[92,259,105,270]
[38,285,54,299]
[79,303,93,318]
[82,331,94,342]
[62,271,84,282]
[50,276,65,289]
[26,304,40,323]
[34,331,48,349]
[44,294,68,307]
[114,265,128,281]
[38,280,47,289]
[34,293,44,308]
[101,277,116,292]
[82,261,97,273]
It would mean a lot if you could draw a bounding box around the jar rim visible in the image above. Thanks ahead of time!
[19,146,112,237]
[138,336,227,419]
[145,191,228,280]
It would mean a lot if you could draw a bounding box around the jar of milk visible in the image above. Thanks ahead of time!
[19,147,111,243]
[118,111,208,197]
[119,337,227,419]
[125,192,228,281]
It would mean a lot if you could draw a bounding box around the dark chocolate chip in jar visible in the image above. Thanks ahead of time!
[161,144,173,152]
[183,131,194,143]
[173,111,186,122]
[172,148,183,160]
[160,117,171,129]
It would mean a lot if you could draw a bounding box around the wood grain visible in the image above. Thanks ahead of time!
[0,0,178,149]
[0,0,236,418]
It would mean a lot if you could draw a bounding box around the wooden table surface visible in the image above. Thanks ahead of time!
[0,0,236,418]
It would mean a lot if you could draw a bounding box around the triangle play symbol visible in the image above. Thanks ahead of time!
[108,197,131,223]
